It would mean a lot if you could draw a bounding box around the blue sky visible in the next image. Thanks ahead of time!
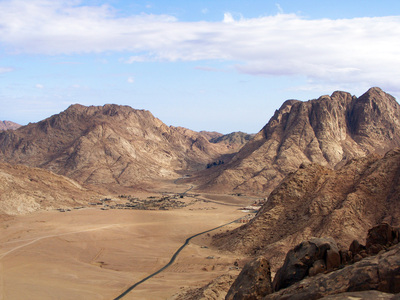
[1,1,400,133]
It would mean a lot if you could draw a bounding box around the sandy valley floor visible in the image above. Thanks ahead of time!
[0,192,254,299]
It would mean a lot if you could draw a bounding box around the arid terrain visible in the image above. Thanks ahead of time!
[0,181,256,300]
[1,87,400,299]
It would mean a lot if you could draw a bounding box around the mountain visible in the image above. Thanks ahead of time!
[198,87,400,195]
[0,162,100,215]
[212,148,400,271]
[0,104,237,191]
[0,120,21,131]
[209,131,254,150]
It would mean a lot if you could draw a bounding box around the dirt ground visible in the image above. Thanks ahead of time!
[0,192,253,300]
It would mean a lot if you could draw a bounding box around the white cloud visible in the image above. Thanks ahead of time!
[0,67,13,73]
[0,0,399,92]
[275,3,283,14]
[127,77,134,83]
[35,84,44,89]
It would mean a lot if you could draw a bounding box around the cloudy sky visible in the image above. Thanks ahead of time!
[1,0,400,133]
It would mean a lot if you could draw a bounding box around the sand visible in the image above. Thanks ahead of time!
[0,194,252,299]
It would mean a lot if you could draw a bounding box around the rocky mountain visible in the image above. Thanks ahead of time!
[199,87,400,195]
[0,104,234,190]
[0,162,100,215]
[209,131,254,149]
[212,148,400,271]
[0,120,21,131]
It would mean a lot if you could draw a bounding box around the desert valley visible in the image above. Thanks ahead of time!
[1,87,400,299]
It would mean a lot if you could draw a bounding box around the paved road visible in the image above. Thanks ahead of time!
[113,217,241,300]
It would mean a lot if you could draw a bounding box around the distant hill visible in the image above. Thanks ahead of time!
[212,148,400,271]
[199,87,400,195]
[0,104,238,191]
[0,162,100,215]
[0,120,21,131]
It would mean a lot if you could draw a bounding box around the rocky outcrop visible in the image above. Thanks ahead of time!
[200,87,400,195]
[212,148,400,271]
[0,104,235,191]
[272,238,340,292]
[226,257,272,300]
[172,274,236,300]
[220,224,400,300]
[0,120,21,131]
[265,242,400,299]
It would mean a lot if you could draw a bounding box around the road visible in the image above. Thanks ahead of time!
[113,217,241,300]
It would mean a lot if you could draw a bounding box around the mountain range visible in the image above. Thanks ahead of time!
[197,87,400,195]
[0,104,247,192]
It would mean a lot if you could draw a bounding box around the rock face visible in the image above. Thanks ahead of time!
[212,148,400,271]
[272,238,340,292]
[0,104,233,190]
[0,120,21,131]
[265,242,400,299]
[225,257,272,300]
[0,162,100,215]
[200,87,400,195]
[221,224,400,300]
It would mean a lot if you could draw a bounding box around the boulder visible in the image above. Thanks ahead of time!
[366,223,400,254]
[226,257,272,300]
[272,237,340,291]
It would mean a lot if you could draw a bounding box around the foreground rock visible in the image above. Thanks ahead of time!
[200,87,400,195]
[219,224,400,300]
[171,274,236,300]
[272,238,340,292]
[226,257,272,300]
[213,148,400,271]
[266,242,400,299]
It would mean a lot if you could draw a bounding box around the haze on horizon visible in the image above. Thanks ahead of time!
[1,0,400,134]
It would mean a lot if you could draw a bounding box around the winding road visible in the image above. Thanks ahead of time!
[113,217,241,300]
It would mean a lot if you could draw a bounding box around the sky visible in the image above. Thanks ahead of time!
[1,0,400,134]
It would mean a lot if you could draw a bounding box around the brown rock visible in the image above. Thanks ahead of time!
[320,290,396,299]
[226,257,272,300]
[213,148,400,272]
[309,259,326,277]
[349,240,365,256]
[264,243,400,299]
[366,223,400,254]
[172,274,236,300]
[202,87,400,195]
[272,237,339,291]
[0,104,238,192]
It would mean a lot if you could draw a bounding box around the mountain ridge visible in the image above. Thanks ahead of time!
[197,87,400,195]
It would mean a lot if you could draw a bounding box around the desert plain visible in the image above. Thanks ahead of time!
[0,180,255,300]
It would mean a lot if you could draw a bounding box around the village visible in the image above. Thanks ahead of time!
[55,193,265,224]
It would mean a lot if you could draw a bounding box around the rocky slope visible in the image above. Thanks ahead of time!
[199,87,400,195]
[212,148,400,271]
[0,104,236,190]
[225,224,400,299]
[0,162,100,215]
[0,120,21,131]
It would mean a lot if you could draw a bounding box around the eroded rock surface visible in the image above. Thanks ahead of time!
[202,87,400,195]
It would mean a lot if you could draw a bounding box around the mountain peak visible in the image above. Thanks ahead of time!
[200,88,400,195]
